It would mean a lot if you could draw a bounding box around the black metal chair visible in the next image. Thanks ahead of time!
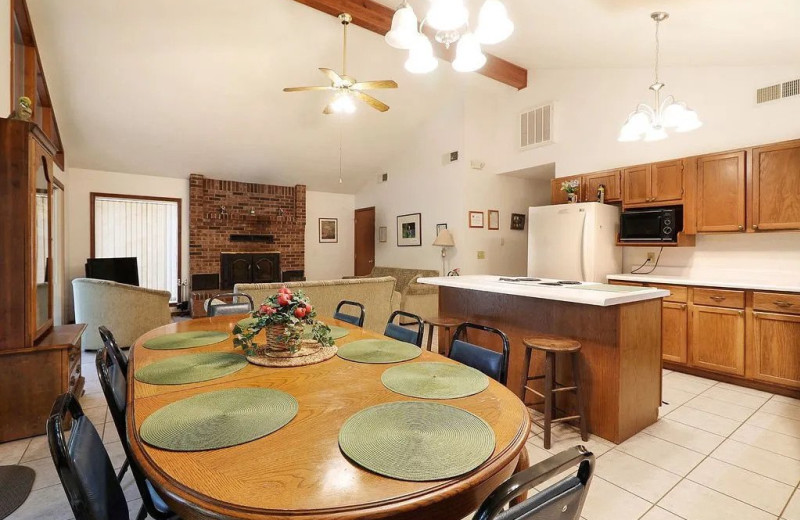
[449,322,510,384]
[47,392,130,520]
[473,446,595,520]
[98,326,128,374]
[384,310,424,347]
[96,348,179,520]
[206,292,254,317]
[334,300,366,327]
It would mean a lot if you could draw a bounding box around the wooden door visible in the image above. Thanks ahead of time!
[584,170,622,203]
[550,175,584,204]
[651,160,684,204]
[354,207,375,276]
[689,305,745,376]
[752,140,800,231]
[622,165,650,205]
[697,151,746,232]
[662,302,688,364]
[751,312,800,389]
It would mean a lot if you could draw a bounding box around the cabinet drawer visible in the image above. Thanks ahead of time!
[692,288,745,309]
[753,292,800,315]
[650,284,688,303]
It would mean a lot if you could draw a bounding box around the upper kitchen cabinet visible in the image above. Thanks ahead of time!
[622,160,685,207]
[584,170,622,203]
[751,139,800,231]
[696,151,746,232]
[550,175,584,204]
[622,165,650,205]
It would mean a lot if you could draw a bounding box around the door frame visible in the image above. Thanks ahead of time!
[354,206,376,276]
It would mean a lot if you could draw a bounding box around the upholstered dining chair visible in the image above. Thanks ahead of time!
[98,326,128,374]
[449,322,510,384]
[472,446,595,520]
[384,310,424,347]
[95,348,180,520]
[206,292,254,317]
[334,300,366,327]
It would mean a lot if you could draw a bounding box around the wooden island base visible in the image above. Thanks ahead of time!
[439,287,662,444]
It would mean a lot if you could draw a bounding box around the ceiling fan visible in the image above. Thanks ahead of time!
[283,13,398,114]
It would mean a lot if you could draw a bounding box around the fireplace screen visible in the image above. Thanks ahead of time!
[220,252,280,290]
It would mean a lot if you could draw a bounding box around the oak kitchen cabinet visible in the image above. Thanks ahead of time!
[750,291,800,389]
[622,159,684,207]
[550,175,584,204]
[584,170,622,203]
[696,150,746,232]
[751,139,800,231]
[689,303,745,376]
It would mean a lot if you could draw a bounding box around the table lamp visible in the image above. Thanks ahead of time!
[432,229,455,275]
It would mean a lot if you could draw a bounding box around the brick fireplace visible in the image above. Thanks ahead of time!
[189,174,306,315]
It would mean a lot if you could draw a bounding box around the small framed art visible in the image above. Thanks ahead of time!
[319,218,338,243]
[397,213,422,246]
[511,213,526,230]
[488,210,500,230]
[436,223,448,235]
[378,226,388,243]
[469,211,484,228]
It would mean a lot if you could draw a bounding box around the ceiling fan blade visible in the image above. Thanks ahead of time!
[319,68,345,86]
[351,80,398,90]
[283,86,335,92]
[352,90,389,112]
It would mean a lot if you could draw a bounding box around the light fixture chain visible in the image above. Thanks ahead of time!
[654,18,660,85]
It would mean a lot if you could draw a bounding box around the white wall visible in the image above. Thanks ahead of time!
[1,0,9,113]
[304,191,355,280]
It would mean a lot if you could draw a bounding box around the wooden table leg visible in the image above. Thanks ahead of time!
[509,446,530,506]
[426,323,435,352]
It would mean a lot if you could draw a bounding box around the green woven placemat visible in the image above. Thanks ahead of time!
[143,330,229,350]
[134,353,248,385]
[339,402,495,481]
[140,388,297,451]
[337,339,421,364]
[381,362,489,399]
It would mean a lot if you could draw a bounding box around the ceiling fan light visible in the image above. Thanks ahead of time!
[385,3,419,49]
[331,92,356,114]
[452,33,486,72]
[427,0,469,32]
[475,0,514,44]
[643,126,668,142]
[405,34,438,74]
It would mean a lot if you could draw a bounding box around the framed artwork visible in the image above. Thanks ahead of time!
[318,218,338,243]
[436,223,448,235]
[378,226,388,243]
[469,211,484,228]
[511,213,526,230]
[488,210,500,230]
[397,213,422,246]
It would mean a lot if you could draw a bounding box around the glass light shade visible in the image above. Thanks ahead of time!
[618,122,643,142]
[644,126,668,142]
[661,102,687,129]
[675,108,702,132]
[627,111,652,134]
[475,0,514,44]
[426,0,469,31]
[330,92,356,114]
[405,34,438,74]
[452,33,486,72]
[385,4,419,49]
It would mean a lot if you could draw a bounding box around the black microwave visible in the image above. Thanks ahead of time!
[620,207,682,242]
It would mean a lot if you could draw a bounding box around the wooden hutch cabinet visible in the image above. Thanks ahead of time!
[0,119,84,442]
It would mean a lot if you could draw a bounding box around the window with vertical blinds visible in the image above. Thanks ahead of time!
[92,195,180,302]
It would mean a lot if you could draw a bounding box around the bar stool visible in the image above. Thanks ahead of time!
[522,334,588,449]
[422,316,463,356]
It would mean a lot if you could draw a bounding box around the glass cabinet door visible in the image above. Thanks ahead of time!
[33,150,53,338]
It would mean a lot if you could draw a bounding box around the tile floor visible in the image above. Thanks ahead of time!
[2,352,799,520]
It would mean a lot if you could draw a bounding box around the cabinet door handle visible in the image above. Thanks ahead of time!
[680,304,687,310]
[710,295,726,302]
[774,301,794,308]
[738,310,744,316]
[753,224,759,229]
[737,225,744,231]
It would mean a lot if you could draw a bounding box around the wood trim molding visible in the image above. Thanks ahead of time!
[292,0,528,90]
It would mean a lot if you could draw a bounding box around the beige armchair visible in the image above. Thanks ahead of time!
[72,278,172,350]
[349,267,440,322]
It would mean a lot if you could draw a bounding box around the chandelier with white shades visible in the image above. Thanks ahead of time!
[385,0,514,74]
[618,12,702,142]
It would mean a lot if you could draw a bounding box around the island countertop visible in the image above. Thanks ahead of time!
[418,275,669,307]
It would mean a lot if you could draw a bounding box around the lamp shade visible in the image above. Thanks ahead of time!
[405,33,438,74]
[452,32,486,72]
[385,3,419,50]
[475,0,514,45]
[433,229,455,247]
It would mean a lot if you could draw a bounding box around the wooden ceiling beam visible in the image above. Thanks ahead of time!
[291,0,528,90]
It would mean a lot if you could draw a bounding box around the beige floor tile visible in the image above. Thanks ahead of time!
[582,476,652,520]
[746,411,800,439]
[667,405,742,437]
[640,507,684,520]
[20,435,51,462]
[685,395,758,422]
[525,441,557,466]
[659,479,776,520]
[103,422,123,445]
[0,437,31,465]
[687,457,794,516]
[713,382,774,399]
[127,498,144,518]
[538,423,615,457]
[5,483,74,520]
[78,392,107,409]
[771,395,800,408]
[783,489,800,520]
[595,449,681,503]
[731,424,800,460]
[105,441,128,470]
[701,386,770,409]
[22,456,62,491]
[762,400,800,421]
[645,418,725,455]
[711,438,800,486]
[120,471,142,503]
[660,387,697,418]
[663,372,717,395]
[617,432,704,476]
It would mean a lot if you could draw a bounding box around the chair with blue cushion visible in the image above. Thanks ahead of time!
[207,292,254,317]
[473,446,595,520]
[96,348,179,520]
[449,322,510,384]
[384,310,424,347]
[334,300,365,327]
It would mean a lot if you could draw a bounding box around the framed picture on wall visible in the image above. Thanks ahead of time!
[319,218,338,243]
[397,213,422,246]
[436,223,448,235]
[469,211,484,228]
[488,210,500,230]
[511,213,526,230]
[378,226,387,243]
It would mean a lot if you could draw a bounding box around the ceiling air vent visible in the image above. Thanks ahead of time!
[757,79,800,104]
[520,103,553,149]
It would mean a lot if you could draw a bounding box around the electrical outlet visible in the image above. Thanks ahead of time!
[646,252,656,262]
[477,250,486,260]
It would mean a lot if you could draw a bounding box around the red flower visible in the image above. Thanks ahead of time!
[294,307,307,319]
[265,307,276,315]
[277,294,291,306]
[304,303,312,314]
[259,305,270,314]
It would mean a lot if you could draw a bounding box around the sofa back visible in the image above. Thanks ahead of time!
[370,267,440,292]
[234,276,397,333]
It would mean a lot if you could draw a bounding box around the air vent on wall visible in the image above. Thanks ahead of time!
[520,103,553,149]
[757,79,800,104]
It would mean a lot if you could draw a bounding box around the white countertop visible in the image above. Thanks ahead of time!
[417,275,669,307]
[607,273,800,293]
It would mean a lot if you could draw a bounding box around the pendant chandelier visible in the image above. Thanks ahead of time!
[385,0,514,74]
[618,12,702,142]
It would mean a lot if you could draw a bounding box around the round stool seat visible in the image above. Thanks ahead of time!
[523,334,581,353]
[423,316,463,328]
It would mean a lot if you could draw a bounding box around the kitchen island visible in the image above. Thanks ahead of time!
[418,275,669,444]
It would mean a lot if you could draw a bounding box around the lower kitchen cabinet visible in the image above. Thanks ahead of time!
[662,301,688,364]
[689,304,746,376]
[751,311,800,389]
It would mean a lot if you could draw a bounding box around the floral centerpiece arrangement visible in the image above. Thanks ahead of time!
[560,179,581,202]
[232,287,334,356]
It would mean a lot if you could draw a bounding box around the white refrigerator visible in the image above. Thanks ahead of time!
[527,202,621,282]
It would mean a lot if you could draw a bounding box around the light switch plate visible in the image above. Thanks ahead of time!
[477,251,486,259]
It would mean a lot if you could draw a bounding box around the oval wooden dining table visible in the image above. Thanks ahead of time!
[127,315,531,520]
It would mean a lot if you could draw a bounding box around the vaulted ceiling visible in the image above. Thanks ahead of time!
[28,0,800,193]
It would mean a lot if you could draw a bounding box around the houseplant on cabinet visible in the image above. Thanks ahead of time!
[561,180,580,203]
